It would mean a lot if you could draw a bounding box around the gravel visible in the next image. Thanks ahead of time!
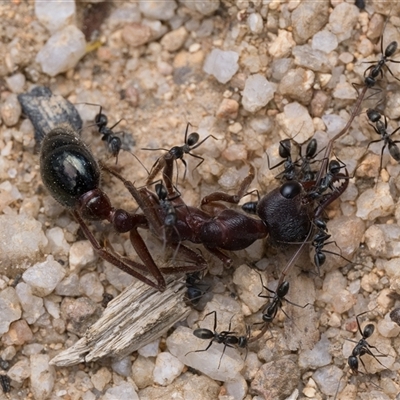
[0,1,400,399]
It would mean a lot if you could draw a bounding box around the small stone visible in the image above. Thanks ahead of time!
[180,0,220,16]
[5,73,26,93]
[332,290,355,314]
[2,319,33,346]
[328,3,359,43]
[311,30,338,53]
[247,13,263,34]
[216,98,239,120]
[45,227,70,255]
[161,27,188,52]
[292,45,334,73]
[269,30,296,58]
[103,381,139,400]
[203,49,239,84]
[224,375,248,400]
[356,182,395,220]
[233,265,266,313]
[30,354,55,400]
[139,0,177,20]
[153,352,184,386]
[122,23,152,47]
[0,288,21,335]
[7,358,30,383]
[91,367,112,391]
[55,273,81,297]
[271,58,294,82]
[310,90,330,118]
[222,144,247,162]
[15,283,45,325]
[312,365,343,396]
[299,334,332,369]
[251,356,298,399]
[275,102,314,144]
[333,76,358,102]
[291,1,329,44]
[377,313,400,338]
[112,357,132,377]
[35,0,76,34]
[131,355,155,389]
[0,93,22,126]
[242,74,276,113]
[60,297,101,336]
[69,240,96,272]
[36,25,86,77]
[364,225,386,257]
[44,298,60,319]
[138,339,160,358]
[278,67,314,105]
[0,181,22,212]
[79,272,104,303]
[22,256,66,297]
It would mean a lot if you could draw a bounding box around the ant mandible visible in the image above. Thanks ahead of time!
[185,311,250,368]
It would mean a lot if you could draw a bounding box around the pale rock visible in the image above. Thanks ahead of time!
[312,30,338,53]
[364,225,387,257]
[22,255,66,297]
[247,13,263,34]
[103,381,139,400]
[79,272,104,303]
[15,282,45,324]
[0,93,22,126]
[328,2,359,43]
[44,298,60,319]
[91,367,112,391]
[0,288,21,334]
[161,27,188,52]
[269,29,296,58]
[45,227,70,255]
[5,72,25,93]
[36,25,86,77]
[312,365,343,396]
[276,102,314,144]
[55,273,81,297]
[131,355,155,389]
[2,319,33,346]
[112,357,132,377]
[180,0,220,16]
[7,358,30,383]
[69,240,96,271]
[377,313,400,338]
[292,45,333,73]
[299,334,332,369]
[153,352,184,386]
[35,0,75,33]
[242,74,276,113]
[30,354,55,400]
[224,375,248,400]
[356,182,395,220]
[278,67,314,105]
[138,338,160,358]
[139,0,177,20]
[203,49,239,84]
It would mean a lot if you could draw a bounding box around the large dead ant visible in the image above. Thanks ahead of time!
[185,311,250,368]
[347,311,387,375]
[40,124,207,292]
[143,123,217,184]
[366,108,400,172]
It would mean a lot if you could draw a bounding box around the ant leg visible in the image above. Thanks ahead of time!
[204,246,233,268]
[72,211,164,291]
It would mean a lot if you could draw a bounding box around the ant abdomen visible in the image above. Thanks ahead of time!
[40,125,101,209]
[257,181,312,245]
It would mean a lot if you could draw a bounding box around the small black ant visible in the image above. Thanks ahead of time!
[185,311,250,368]
[85,103,123,163]
[184,272,212,309]
[257,273,309,323]
[366,108,400,172]
[143,123,217,184]
[0,375,10,394]
[268,139,297,181]
[347,311,387,375]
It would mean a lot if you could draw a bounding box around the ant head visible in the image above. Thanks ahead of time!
[367,108,381,123]
[280,181,302,199]
[277,281,290,298]
[279,139,292,159]
[95,112,108,127]
[187,132,200,147]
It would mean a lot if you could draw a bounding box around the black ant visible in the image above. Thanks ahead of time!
[268,139,297,181]
[143,123,217,184]
[257,273,309,323]
[184,272,212,309]
[185,311,250,368]
[366,108,400,172]
[40,125,207,292]
[347,311,387,375]
[85,103,123,163]
[0,375,10,394]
